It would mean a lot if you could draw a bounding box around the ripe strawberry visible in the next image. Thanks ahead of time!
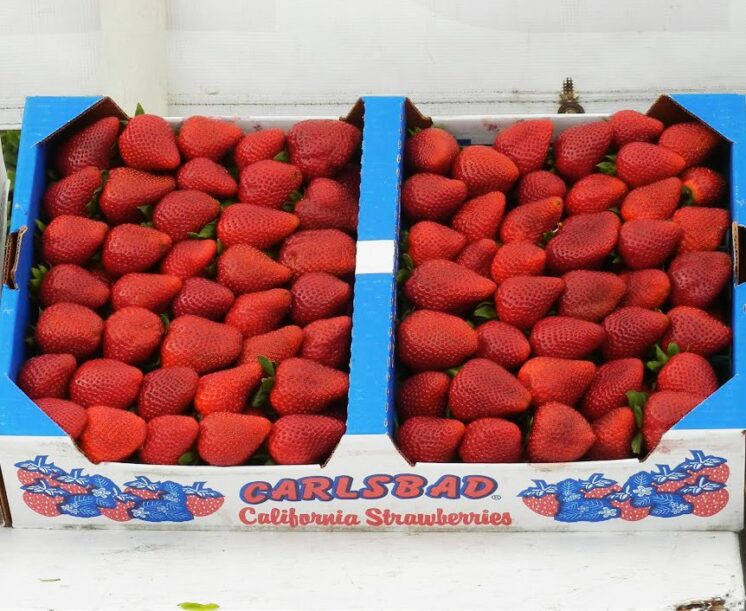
[42,215,108,266]
[615,142,686,187]
[406,127,460,175]
[529,316,605,359]
[160,239,217,279]
[54,116,120,176]
[184,482,225,517]
[449,358,531,420]
[300,316,352,369]
[39,264,110,309]
[217,203,299,248]
[42,166,102,219]
[609,109,664,148]
[493,119,553,175]
[659,122,721,168]
[271,358,349,415]
[490,241,545,284]
[407,221,466,266]
[558,270,627,322]
[455,238,499,278]
[554,122,613,181]
[396,416,465,463]
[581,358,644,421]
[602,307,669,359]
[278,229,356,278]
[565,174,628,215]
[80,406,147,463]
[397,310,477,371]
[152,190,220,242]
[669,251,730,308]
[295,178,359,233]
[99,167,176,224]
[620,178,682,222]
[662,306,731,357]
[36,303,103,358]
[642,391,701,450]
[238,160,303,208]
[450,192,506,242]
[620,269,670,309]
[518,357,596,406]
[269,415,346,465]
[172,277,235,320]
[475,320,530,370]
[119,114,180,171]
[681,167,726,206]
[546,211,621,273]
[672,207,729,253]
[176,157,238,198]
[396,371,450,420]
[452,145,519,195]
[458,418,522,463]
[241,325,304,365]
[526,402,596,462]
[217,244,293,294]
[401,173,467,222]
[139,415,199,465]
[177,116,242,161]
[22,480,68,516]
[161,314,242,373]
[336,163,361,198]
[618,219,682,269]
[194,363,263,416]
[681,479,729,517]
[35,398,87,439]
[197,412,271,466]
[495,276,565,329]
[103,306,164,365]
[585,407,636,460]
[111,273,182,313]
[235,128,286,169]
[18,353,77,399]
[69,358,143,409]
[519,481,560,516]
[404,260,496,313]
[499,196,563,244]
[657,352,717,397]
[102,224,172,276]
[138,366,199,420]
[517,170,567,205]
[225,288,292,337]
[288,119,362,179]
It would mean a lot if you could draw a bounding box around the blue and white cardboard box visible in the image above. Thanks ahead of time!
[0,95,743,531]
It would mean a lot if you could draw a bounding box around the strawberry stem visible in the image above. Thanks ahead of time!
[273,150,290,163]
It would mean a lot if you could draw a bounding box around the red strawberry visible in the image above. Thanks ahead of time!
[450,192,506,242]
[138,366,199,420]
[396,371,450,420]
[581,358,644,421]
[160,239,217,279]
[554,122,612,181]
[529,316,605,359]
[54,116,119,176]
[79,406,147,463]
[100,498,138,522]
[396,416,465,463]
[278,229,356,278]
[152,190,220,242]
[270,358,349,415]
[269,415,346,465]
[612,498,651,521]
[336,163,361,198]
[225,288,292,337]
[602,307,669,359]
[565,174,628,215]
[235,128,286,169]
[455,238,499,278]
[102,224,172,276]
[681,167,726,206]
[22,480,68,516]
[668,251,730,308]
[618,219,682,269]
[238,160,303,208]
[672,207,729,253]
[458,418,522,463]
[546,211,620,273]
[615,142,686,187]
[217,203,299,249]
[161,315,242,373]
[449,358,531,420]
[517,170,567,205]
[499,196,563,244]
[15,456,65,486]
[123,477,161,500]
[42,215,108,266]
[177,116,242,161]
[36,303,103,359]
[184,483,225,517]
[197,412,271,466]
[397,310,477,371]
[119,114,180,171]
[620,178,682,221]
[490,241,546,284]
[401,173,467,222]
[558,270,627,322]
[680,451,730,484]
[194,363,263,416]
[42,166,102,219]
[99,167,176,224]
[111,273,182,313]
[406,127,460,175]
[18,353,77,399]
[520,481,560,516]
[475,320,531,370]
[662,306,731,357]
[404,260,496,313]
[139,415,199,465]
[681,480,729,517]
[585,407,636,460]
[217,244,293,294]
[518,357,596,406]
[176,158,238,198]
[241,325,304,365]
[609,109,663,147]
[526,402,596,462]
[658,122,721,168]
[103,306,164,365]
[295,178,359,233]
[493,119,553,175]
[407,221,466,266]
[657,352,717,397]
[642,391,701,450]
[300,316,352,369]
[452,145,519,195]
[39,264,110,309]
[620,269,670,309]
[172,277,235,320]
[35,398,87,439]
[69,358,143,409]
[288,119,361,179]
[495,276,565,329]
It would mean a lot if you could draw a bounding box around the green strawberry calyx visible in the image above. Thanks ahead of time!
[472,300,497,322]
[646,342,680,372]
[597,154,617,176]
[274,150,290,163]
[188,219,217,240]
[29,264,49,292]
[251,356,277,408]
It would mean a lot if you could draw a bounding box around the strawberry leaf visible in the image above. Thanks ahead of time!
[273,150,290,163]
[289,190,302,203]
[400,253,414,272]
[626,390,648,412]
[631,403,644,429]
[34,219,47,233]
[251,377,274,408]
[178,451,198,466]
[138,205,153,221]
[667,342,680,357]
[400,229,410,251]
[159,312,171,330]
[134,102,145,116]
[220,199,236,209]
[257,356,276,377]
[597,161,616,176]
[445,367,461,378]
[281,200,296,212]
[631,432,643,455]
[395,268,411,284]
[472,301,497,321]
[188,219,217,240]
[407,127,422,137]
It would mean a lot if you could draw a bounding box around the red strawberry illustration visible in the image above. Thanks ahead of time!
[15,456,65,486]
[184,482,225,517]
[678,451,730,485]
[54,468,91,495]
[124,476,163,500]
[650,465,689,493]
[519,480,560,517]
[580,474,621,499]
[610,495,651,521]
[680,477,729,517]
[100,493,141,522]
[22,479,68,516]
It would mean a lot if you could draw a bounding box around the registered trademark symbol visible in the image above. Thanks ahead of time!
[491,494,501,500]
